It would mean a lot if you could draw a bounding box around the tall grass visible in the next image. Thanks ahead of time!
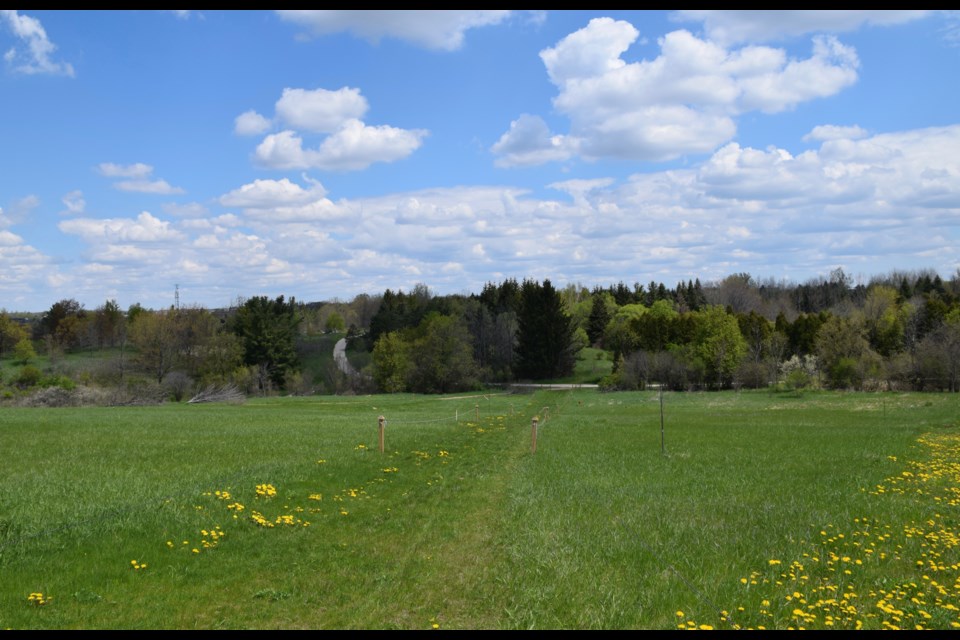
[1,390,958,629]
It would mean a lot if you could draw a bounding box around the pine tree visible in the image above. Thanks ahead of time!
[514,279,576,380]
[587,292,612,346]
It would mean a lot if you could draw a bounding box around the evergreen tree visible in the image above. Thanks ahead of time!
[586,292,613,346]
[514,279,576,380]
[231,295,301,390]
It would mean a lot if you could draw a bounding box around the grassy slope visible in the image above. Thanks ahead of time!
[1,390,958,629]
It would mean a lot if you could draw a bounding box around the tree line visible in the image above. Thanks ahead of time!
[2,266,959,402]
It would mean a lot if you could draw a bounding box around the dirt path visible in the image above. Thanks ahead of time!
[333,338,357,376]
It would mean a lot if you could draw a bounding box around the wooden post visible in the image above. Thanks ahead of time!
[531,416,538,454]
[378,415,385,454]
[475,403,479,421]
[659,386,665,455]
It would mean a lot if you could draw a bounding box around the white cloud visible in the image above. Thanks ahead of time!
[93,244,171,264]
[393,197,477,226]
[312,119,427,171]
[0,233,56,306]
[1,195,39,227]
[114,179,185,195]
[58,211,185,243]
[494,17,862,166]
[548,178,615,194]
[234,110,272,136]
[254,120,427,171]
[220,177,328,208]
[338,124,960,292]
[734,35,859,114]
[244,86,427,172]
[59,189,85,215]
[548,178,616,208]
[803,124,869,142]
[253,131,316,170]
[491,114,575,167]
[97,162,154,178]
[0,229,22,246]
[213,213,241,227]
[0,10,74,76]
[274,87,368,133]
[219,177,349,224]
[97,162,184,194]
[275,10,512,51]
[673,10,932,46]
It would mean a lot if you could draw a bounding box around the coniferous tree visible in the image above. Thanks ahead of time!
[587,292,613,346]
[514,279,577,380]
[231,295,301,390]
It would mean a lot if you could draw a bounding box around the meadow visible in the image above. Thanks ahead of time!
[1,388,958,630]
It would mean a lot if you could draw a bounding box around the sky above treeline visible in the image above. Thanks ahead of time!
[1,10,959,312]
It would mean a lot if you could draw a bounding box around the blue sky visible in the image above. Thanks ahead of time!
[1,10,959,312]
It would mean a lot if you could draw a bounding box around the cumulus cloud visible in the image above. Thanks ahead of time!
[234,110,272,136]
[548,178,615,207]
[673,10,932,46]
[32,129,960,310]
[97,162,185,194]
[59,211,185,244]
[803,124,869,142]
[491,114,576,167]
[275,10,512,51]
[0,10,74,76]
[341,124,958,292]
[310,119,426,170]
[254,121,427,171]
[242,86,427,171]
[220,177,328,208]
[219,177,350,223]
[0,229,22,246]
[493,17,862,166]
[274,87,368,133]
[0,232,56,306]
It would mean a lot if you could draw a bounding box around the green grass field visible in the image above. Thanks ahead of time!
[1,389,958,629]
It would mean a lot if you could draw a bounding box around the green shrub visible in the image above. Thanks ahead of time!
[16,365,42,388]
[39,374,76,390]
[598,371,622,391]
[828,357,862,390]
